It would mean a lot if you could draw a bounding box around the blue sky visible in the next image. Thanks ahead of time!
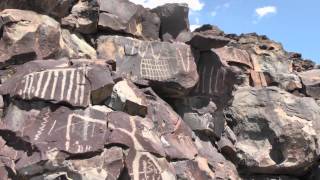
[130,0,320,64]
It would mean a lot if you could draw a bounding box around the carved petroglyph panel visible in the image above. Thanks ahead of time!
[24,106,112,154]
[16,67,91,106]
[193,60,227,97]
[99,36,194,82]
[107,112,175,180]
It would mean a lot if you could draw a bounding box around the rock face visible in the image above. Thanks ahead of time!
[98,0,160,40]
[97,35,199,97]
[226,87,320,176]
[0,9,97,67]
[0,1,318,180]
[299,69,320,99]
[0,59,114,107]
[152,3,190,41]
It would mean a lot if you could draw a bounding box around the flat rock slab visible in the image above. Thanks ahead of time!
[0,59,114,107]
[299,69,320,99]
[97,35,199,97]
[98,0,160,40]
[227,86,320,175]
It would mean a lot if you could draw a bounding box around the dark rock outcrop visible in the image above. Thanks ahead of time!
[0,1,318,179]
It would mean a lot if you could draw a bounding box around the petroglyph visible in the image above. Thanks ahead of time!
[34,109,50,141]
[17,67,90,106]
[194,60,227,97]
[108,115,173,180]
[138,42,176,81]
[65,113,108,153]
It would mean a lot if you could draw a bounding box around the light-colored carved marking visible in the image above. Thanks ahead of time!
[221,68,226,90]
[80,67,87,105]
[27,74,34,99]
[41,71,52,98]
[214,68,221,93]
[34,109,50,141]
[65,113,107,151]
[201,66,207,94]
[209,65,215,94]
[51,71,59,99]
[109,117,167,180]
[22,75,30,99]
[74,70,81,104]
[60,70,67,100]
[48,120,57,135]
[66,69,75,101]
[34,70,44,97]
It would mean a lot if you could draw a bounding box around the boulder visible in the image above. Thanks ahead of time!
[226,86,320,175]
[142,88,198,160]
[173,97,225,138]
[0,59,114,107]
[2,102,113,154]
[191,49,239,105]
[187,32,230,51]
[0,9,96,68]
[17,147,125,179]
[0,0,72,18]
[299,69,320,99]
[107,79,148,117]
[98,0,160,40]
[97,35,199,97]
[62,0,99,34]
[152,3,190,41]
[289,52,315,72]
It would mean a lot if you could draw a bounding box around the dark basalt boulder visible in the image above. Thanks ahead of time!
[0,0,73,18]
[98,0,160,40]
[0,1,318,179]
[226,86,320,176]
[0,59,114,107]
[299,69,320,99]
[152,3,190,41]
[0,9,96,68]
[97,35,199,97]
[61,0,99,34]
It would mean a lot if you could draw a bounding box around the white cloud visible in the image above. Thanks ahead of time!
[210,11,217,17]
[195,17,200,24]
[129,0,205,11]
[255,6,277,18]
[190,24,201,31]
[223,3,230,8]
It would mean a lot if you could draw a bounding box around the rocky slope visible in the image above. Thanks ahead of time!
[0,1,319,180]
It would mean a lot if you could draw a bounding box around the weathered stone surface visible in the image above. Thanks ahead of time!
[226,86,320,175]
[152,3,190,41]
[191,50,239,104]
[97,35,199,97]
[142,88,199,160]
[242,175,299,180]
[265,72,302,91]
[188,32,230,51]
[299,69,320,99]
[0,60,114,107]
[98,0,160,40]
[62,0,99,34]
[2,103,113,154]
[17,147,125,179]
[61,29,97,59]
[289,52,315,72]
[0,9,96,67]
[194,136,240,180]
[0,0,72,18]
[107,79,148,117]
[173,97,225,138]
[172,157,216,180]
